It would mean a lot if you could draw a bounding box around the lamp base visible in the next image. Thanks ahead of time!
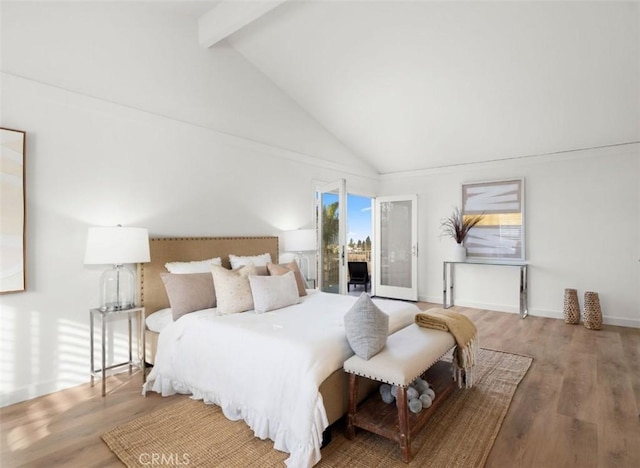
[99,265,136,312]
[99,302,136,312]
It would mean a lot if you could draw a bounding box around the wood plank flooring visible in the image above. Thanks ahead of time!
[1,305,638,467]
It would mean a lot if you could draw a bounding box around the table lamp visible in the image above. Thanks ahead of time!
[283,229,316,282]
[84,226,150,311]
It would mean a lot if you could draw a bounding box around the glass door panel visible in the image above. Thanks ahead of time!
[317,180,346,294]
[375,195,418,301]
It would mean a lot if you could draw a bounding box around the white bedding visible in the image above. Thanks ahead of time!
[143,291,418,467]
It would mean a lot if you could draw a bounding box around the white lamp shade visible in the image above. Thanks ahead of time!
[283,229,316,252]
[84,226,150,265]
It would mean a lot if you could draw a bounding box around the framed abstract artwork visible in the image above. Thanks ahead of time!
[1,128,26,293]
[462,178,525,261]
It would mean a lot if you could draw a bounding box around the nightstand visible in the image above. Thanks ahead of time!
[90,306,146,396]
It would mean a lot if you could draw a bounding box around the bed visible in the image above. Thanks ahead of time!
[139,236,419,467]
[137,236,281,366]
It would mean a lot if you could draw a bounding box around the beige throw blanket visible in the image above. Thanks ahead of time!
[415,308,479,388]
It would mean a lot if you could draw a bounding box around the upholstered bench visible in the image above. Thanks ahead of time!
[343,323,457,462]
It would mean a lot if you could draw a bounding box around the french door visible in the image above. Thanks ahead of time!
[374,195,418,301]
[317,179,347,294]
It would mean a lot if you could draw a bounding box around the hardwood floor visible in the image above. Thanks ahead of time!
[1,305,638,467]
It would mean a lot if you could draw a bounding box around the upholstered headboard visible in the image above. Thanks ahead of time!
[137,236,279,316]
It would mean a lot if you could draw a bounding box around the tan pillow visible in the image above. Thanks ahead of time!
[267,261,308,296]
[211,263,257,315]
[233,265,269,276]
[160,273,216,321]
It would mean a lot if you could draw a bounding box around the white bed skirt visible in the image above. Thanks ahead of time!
[144,291,418,467]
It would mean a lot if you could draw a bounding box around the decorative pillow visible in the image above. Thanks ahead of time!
[160,272,216,320]
[235,265,269,276]
[344,293,389,360]
[267,261,308,296]
[165,257,222,274]
[229,253,272,276]
[211,263,257,315]
[249,271,300,313]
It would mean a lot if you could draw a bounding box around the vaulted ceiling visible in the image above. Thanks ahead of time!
[197,1,639,175]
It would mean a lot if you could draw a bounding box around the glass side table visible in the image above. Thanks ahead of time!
[90,306,146,396]
[443,261,529,319]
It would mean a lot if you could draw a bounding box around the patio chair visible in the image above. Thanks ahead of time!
[348,261,370,292]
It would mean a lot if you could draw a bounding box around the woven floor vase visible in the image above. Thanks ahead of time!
[563,288,580,324]
[583,291,602,330]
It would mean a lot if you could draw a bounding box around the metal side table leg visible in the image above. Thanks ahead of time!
[520,265,528,319]
[90,310,95,386]
[140,308,146,384]
[101,313,106,396]
[443,262,454,309]
[128,314,133,374]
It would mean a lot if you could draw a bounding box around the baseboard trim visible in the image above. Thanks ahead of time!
[0,367,136,408]
[419,295,639,329]
[0,379,73,408]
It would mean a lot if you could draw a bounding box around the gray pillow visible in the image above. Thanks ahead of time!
[161,272,216,320]
[344,293,389,360]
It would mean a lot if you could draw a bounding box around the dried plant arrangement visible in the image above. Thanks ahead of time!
[440,207,484,244]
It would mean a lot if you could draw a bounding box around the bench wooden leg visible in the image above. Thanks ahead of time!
[346,373,358,440]
[397,386,411,462]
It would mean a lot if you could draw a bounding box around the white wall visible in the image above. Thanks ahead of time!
[379,145,640,328]
[0,2,376,407]
[0,1,374,175]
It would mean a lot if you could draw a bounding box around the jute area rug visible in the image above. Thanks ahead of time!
[102,348,532,467]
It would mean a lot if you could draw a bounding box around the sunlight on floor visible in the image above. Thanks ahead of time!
[1,310,137,454]
[7,419,50,451]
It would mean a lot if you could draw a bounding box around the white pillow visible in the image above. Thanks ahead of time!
[146,307,219,333]
[145,308,173,333]
[165,257,222,274]
[229,253,272,269]
[249,271,300,313]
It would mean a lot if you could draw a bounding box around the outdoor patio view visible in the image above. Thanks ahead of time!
[320,193,372,294]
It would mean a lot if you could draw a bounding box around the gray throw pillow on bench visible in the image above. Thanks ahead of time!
[344,293,389,360]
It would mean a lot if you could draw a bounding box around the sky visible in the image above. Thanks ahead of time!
[321,193,372,243]
[347,194,372,243]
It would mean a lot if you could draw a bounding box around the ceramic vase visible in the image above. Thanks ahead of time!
[563,288,580,324]
[452,243,467,262]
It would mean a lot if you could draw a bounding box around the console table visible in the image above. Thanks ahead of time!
[443,261,529,319]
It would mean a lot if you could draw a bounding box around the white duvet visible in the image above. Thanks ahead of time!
[143,291,418,467]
